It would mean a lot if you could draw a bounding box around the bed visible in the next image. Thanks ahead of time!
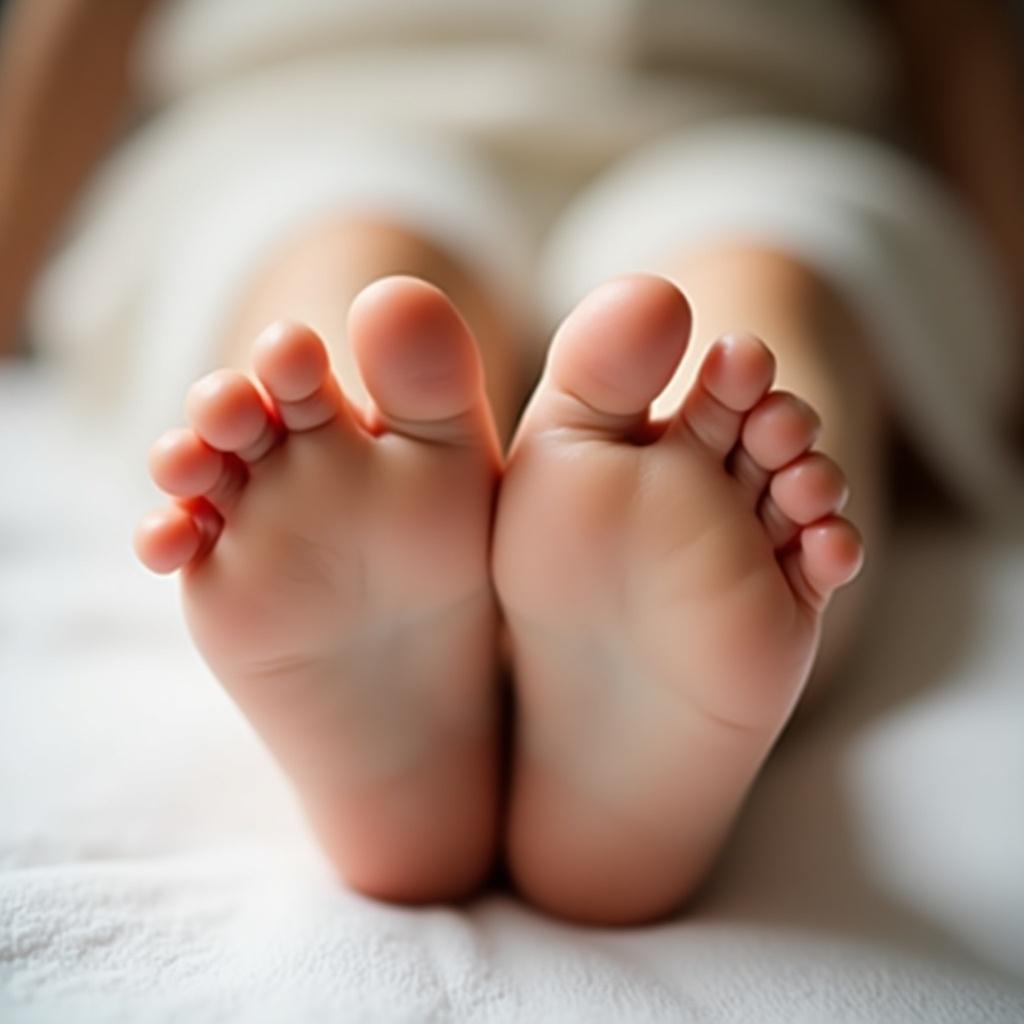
[2,363,1022,1022]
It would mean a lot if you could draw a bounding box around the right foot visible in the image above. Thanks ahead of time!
[134,277,502,902]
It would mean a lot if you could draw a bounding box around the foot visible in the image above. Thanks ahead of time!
[134,277,502,902]
[493,275,863,924]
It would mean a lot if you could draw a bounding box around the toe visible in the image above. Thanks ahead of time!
[186,368,277,461]
[134,503,220,574]
[677,333,775,457]
[252,321,353,434]
[782,517,864,611]
[766,452,849,545]
[349,276,499,448]
[148,428,224,497]
[149,425,247,515]
[742,392,821,468]
[730,391,822,501]
[525,274,691,439]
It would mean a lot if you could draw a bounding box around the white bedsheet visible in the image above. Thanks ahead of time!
[2,364,1023,1023]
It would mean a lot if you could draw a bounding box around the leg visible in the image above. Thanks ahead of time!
[494,267,871,924]
[134,216,518,903]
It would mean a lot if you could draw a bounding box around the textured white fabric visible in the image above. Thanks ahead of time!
[2,366,1023,1022]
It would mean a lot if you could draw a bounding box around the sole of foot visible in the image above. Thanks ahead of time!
[494,274,863,925]
[135,276,503,903]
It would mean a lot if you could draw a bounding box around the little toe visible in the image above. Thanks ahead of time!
[349,276,499,448]
[730,391,822,500]
[186,368,277,462]
[782,517,864,611]
[677,333,775,457]
[252,321,352,434]
[526,274,691,439]
[134,503,220,574]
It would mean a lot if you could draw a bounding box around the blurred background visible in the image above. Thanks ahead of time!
[1,2,1023,1021]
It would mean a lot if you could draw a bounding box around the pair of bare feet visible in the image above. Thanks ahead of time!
[134,274,862,925]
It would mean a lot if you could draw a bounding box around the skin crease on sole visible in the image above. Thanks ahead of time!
[135,272,862,925]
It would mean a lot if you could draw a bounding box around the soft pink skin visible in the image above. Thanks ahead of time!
[493,275,862,924]
[135,272,862,922]
[136,277,503,903]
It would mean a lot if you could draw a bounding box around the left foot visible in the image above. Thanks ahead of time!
[494,275,863,924]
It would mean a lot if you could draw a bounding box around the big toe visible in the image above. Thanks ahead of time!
[526,274,692,438]
[349,276,498,448]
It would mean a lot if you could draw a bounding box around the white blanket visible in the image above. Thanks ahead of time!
[2,365,1023,1022]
